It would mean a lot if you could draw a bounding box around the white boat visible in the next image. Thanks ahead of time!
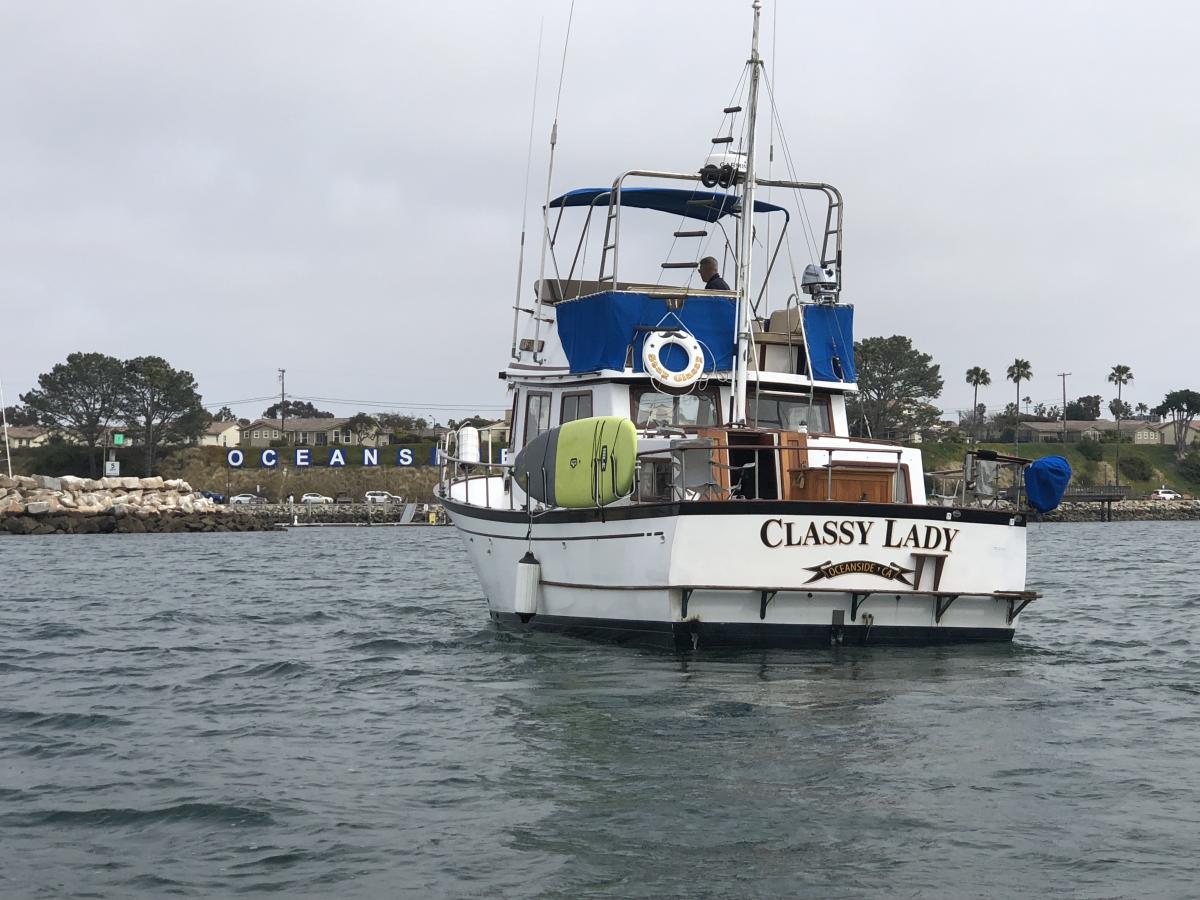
[437,1,1050,649]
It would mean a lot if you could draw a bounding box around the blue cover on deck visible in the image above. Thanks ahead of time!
[802,305,857,383]
[555,292,736,374]
[549,187,787,223]
[1025,456,1072,513]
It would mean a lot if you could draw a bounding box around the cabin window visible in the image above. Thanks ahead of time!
[631,387,720,429]
[524,392,552,446]
[748,393,831,433]
[561,391,593,424]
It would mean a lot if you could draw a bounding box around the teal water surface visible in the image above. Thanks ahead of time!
[2,522,1198,898]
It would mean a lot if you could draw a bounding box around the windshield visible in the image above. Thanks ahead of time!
[633,389,720,428]
[748,394,831,433]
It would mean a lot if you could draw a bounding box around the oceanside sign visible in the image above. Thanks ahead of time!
[226,447,439,468]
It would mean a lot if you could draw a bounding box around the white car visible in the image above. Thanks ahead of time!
[230,493,268,505]
[1150,488,1182,501]
[364,491,401,504]
[300,492,333,504]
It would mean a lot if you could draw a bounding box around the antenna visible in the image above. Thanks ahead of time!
[732,0,764,426]
[510,18,545,360]
[530,0,577,364]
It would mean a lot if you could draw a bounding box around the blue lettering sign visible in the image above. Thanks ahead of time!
[227,449,244,468]
[397,447,414,467]
[328,448,346,467]
[429,446,441,466]
[295,448,311,467]
[261,448,278,468]
[363,447,379,467]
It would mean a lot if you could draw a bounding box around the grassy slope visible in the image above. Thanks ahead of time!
[916,440,1198,496]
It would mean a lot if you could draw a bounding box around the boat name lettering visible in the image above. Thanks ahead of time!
[759,518,959,552]
[804,560,916,586]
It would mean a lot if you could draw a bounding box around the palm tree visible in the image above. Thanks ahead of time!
[1006,359,1032,453]
[1108,364,1134,485]
[1136,401,1149,418]
[965,367,990,442]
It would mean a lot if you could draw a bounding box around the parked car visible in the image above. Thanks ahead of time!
[365,490,401,504]
[230,493,268,505]
[301,492,333,504]
[200,490,227,504]
[1150,488,1182,501]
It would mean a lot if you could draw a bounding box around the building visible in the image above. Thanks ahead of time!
[200,421,242,447]
[1016,419,1151,444]
[238,417,387,449]
[1151,420,1200,448]
[3,425,52,449]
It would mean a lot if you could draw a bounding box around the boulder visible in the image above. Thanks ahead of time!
[33,475,62,491]
[14,475,36,489]
[0,474,12,489]
[58,493,77,508]
[82,478,102,491]
[141,476,165,490]
[60,475,86,491]
[179,496,195,514]
[120,477,140,490]
[24,501,50,515]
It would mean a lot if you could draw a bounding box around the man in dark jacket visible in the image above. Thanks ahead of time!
[699,256,730,291]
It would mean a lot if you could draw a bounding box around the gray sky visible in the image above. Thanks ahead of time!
[2,0,1197,422]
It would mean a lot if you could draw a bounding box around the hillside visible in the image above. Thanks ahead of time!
[917,440,1197,497]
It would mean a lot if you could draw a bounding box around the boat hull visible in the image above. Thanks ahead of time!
[442,497,1029,650]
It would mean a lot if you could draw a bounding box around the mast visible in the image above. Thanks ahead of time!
[732,0,763,425]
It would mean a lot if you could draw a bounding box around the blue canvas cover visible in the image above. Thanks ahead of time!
[549,187,787,223]
[1025,456,1072,512]
[802,305,857,383]
[555,292,735,374]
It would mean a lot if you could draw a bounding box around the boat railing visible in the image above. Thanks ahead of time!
[636,440,907,504]
[437,446,515,511]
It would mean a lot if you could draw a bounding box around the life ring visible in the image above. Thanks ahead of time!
[643,330,705,388]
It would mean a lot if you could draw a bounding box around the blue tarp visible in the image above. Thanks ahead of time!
[549,187,788,223]
[1025,456,1072,513]
[802,305,857,383]
[555,292,735,374]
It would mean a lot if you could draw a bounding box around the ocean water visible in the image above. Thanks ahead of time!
[1,522,1198,899]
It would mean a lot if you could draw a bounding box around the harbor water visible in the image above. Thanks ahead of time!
[2,522,1198,898]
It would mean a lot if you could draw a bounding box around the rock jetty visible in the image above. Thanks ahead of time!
[0,474,280,535]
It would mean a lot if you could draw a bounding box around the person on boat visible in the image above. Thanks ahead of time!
[699,257,730,291]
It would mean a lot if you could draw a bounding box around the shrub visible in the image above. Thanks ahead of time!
[1077,439,1104,461]
[1118,455,1154,481]
[1180,452,1200,483]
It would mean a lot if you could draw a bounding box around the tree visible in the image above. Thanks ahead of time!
[1135,402,1149,417]
[345,412,379,444]
[1108,398,1132,419]
[262,400,334,419]
[964,367,990,441]
[1005,359,1032,450]
[1107,364,1134,483]
[213,406,237,422]
[378,413,429,434]
[1064,395,1102,420]
[2,404,39,426]
[19,352,125,476]
[1033,402,1047,418]
[849,336,943,440]
[118,356,207,475]
[1154,389,1200,458]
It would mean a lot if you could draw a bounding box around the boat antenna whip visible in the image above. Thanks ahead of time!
[531,0,576,364]
[732,0,763,425]
[511,18,545,360]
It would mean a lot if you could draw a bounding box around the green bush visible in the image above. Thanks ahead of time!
[1118,455,1153,481]
[1077,439,1104,461]
[1180,452,1200,483]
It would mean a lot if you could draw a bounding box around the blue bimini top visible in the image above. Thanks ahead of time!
[549,187,788,223]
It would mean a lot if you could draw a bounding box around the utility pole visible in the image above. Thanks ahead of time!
[278,368,287,443]
[0,373,12,480]
[1058,372,1070,444]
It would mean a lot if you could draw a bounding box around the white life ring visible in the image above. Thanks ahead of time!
[643,330,705,388]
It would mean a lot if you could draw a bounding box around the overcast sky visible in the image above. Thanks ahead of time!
[2,0,1197,422]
